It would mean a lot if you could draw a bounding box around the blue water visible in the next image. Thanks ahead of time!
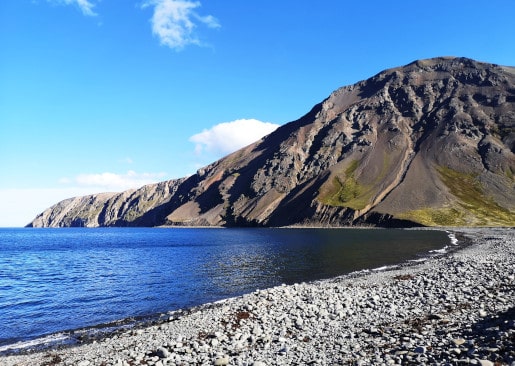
[0,227,450,348]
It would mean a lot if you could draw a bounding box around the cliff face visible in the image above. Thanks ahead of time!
[29,57,515,228]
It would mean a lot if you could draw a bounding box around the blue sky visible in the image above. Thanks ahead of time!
[1,0,514,226]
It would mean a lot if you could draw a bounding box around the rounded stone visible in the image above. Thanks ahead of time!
[214,355,230,365]
[414,346,426,354]
[452,338,466,346]
[156,347,170,359]
[478,361,494,366]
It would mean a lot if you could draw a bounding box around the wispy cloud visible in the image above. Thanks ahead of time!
[121,157,134,164]
[0,171,169,226]
[60,170,168,191]
[0,188,99,227]
[143,0,220,50]
[48,0,98,16]
[190,119,280,156]
[44,0,220,49]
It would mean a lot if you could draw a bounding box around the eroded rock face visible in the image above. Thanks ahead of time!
[28,57,515,228]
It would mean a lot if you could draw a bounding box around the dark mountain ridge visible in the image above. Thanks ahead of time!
[29,57,515,228]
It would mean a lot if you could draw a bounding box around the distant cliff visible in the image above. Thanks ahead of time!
[29,57,515,228]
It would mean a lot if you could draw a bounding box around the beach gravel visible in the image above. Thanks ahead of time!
[2,228,514,365]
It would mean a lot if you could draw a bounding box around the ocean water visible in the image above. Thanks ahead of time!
[0,227,451,350]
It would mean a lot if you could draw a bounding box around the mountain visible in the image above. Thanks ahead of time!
[28,57,515,228]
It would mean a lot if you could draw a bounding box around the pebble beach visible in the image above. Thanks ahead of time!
[2,228,514,366]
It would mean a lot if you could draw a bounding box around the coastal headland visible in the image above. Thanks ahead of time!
[28,58,515,229]
[2,227,513,365]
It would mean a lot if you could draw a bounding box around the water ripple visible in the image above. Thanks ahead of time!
[0,227,450,346]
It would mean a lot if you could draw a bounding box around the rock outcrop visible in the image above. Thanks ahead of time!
[28,57,515,227]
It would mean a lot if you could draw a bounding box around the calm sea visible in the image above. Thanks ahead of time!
[0,227,451,350]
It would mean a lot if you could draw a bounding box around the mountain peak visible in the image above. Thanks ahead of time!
[29,57,515,228]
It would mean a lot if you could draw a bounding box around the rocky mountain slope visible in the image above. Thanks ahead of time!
[29,57,515,228]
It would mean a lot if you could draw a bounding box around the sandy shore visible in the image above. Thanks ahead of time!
[2,228,514,366]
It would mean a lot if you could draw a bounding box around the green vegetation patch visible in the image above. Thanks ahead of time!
[400,166,514,226]
[438,166,514,225]
[398,207,466,226]
[319,160,373,210]
[319,155,396,211]
[346,159,360,176]
[325,176,367,210]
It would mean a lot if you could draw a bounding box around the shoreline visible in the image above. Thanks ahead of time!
[0,227,453,354]
[0,227,457,355]
[2,227,513,365]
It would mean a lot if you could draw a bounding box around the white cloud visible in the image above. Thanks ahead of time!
[0,188,100,227]
[64,170,168,191]
[58,177,72,184]
[48,0,97,16]
[190,119,280,156]
[43,1,220,49]
[0,171,169,227]
[143,0,220,50]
